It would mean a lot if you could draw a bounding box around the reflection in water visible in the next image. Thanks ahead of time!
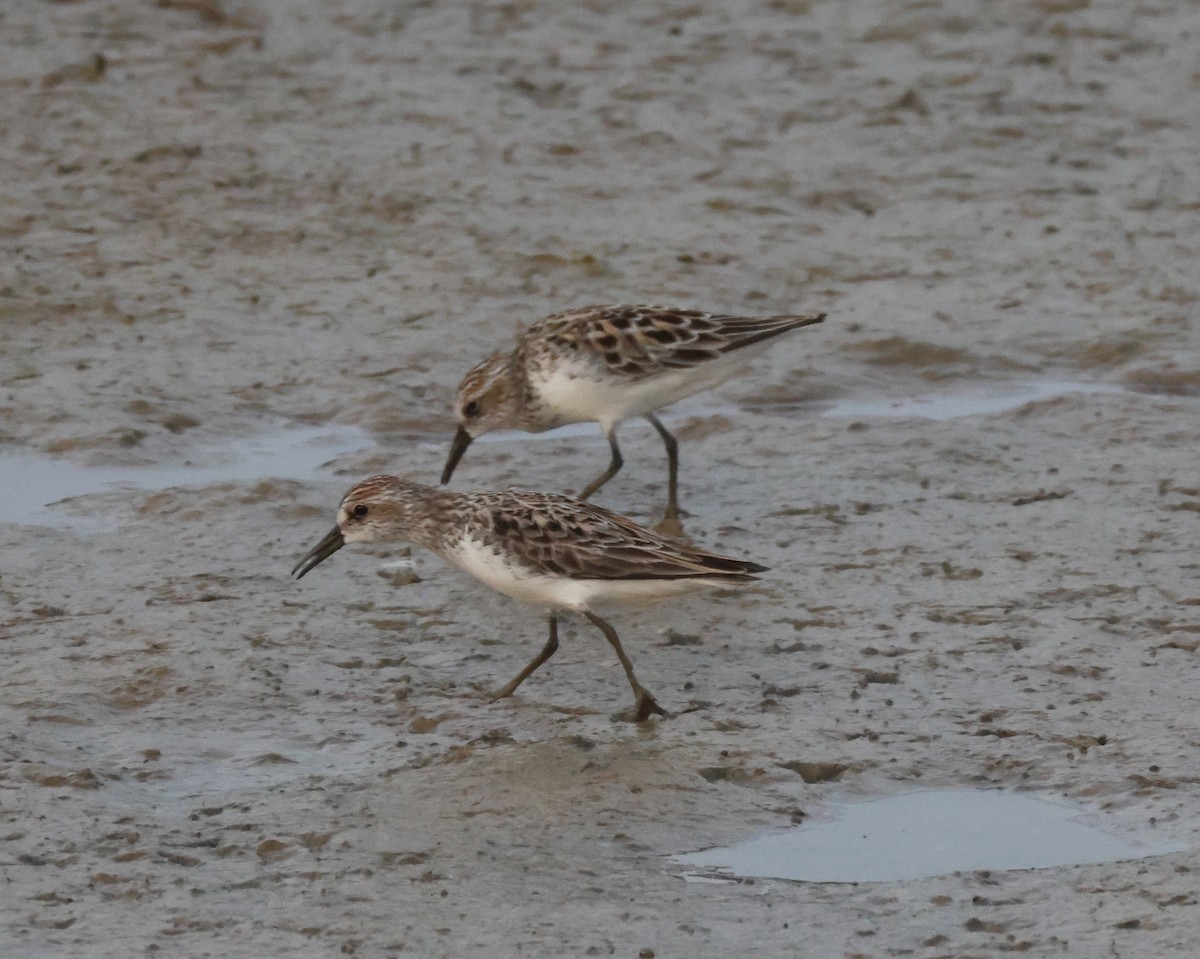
[675,789,1184,884]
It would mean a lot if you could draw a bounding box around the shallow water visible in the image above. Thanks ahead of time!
[0,424,372,528]
[674,789,1184,884]
[821,380,1125,421]
[472,382,1129,447]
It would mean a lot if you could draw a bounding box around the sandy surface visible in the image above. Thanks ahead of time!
[4,0,1200,955]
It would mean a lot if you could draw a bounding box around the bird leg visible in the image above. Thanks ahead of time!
[644,413,685,536]
[576,429,624,501]
[492,614,560,700]
[583,610,668,721]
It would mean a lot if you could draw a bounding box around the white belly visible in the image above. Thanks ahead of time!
[530,351,758,431]
[444,536,720,611]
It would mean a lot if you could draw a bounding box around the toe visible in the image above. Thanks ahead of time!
[632,690,668,722]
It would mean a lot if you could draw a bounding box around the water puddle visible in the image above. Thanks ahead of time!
[0,424,372,528]
[469,382,1128,440]
[822,380,1125,421]
[675,789,1184,884]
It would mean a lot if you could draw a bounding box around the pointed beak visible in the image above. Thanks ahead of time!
[292,526,345,579]
[440,426,473,485]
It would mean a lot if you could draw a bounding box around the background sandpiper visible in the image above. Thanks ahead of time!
[441,304,825,533]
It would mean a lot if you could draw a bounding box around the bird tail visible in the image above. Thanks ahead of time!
[721,313,826,352]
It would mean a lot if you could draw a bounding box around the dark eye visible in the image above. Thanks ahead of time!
[463,400,481,418]
[352,504,369,518]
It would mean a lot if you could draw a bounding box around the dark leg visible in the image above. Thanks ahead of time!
[582,610,667,721]
[644,413,684,533]
[493,615,559,700]
[577,429,623,501]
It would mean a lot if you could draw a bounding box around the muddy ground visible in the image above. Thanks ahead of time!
[3,0,1200,956]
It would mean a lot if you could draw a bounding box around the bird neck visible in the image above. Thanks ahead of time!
[389,481,463,554]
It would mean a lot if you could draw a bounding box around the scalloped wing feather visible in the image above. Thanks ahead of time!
[471,491,767,582]
[526,305,824,379]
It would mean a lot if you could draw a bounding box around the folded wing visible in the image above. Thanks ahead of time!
[479,491,767,582]
[533,304,825,378]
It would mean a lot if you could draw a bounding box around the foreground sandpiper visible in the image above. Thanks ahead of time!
[293,475,766,720]
[440,304,825,532]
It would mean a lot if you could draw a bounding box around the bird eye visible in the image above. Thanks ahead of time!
[463,399,481,418]
[352,504,369,518]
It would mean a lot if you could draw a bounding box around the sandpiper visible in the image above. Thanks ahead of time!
[292,474,766,720]
[440,304,825,532]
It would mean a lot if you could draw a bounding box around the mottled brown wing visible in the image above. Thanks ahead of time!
[531,305,824,379]
[476,491,767,581]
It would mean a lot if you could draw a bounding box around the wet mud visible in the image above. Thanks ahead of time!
[3,1,1200,956]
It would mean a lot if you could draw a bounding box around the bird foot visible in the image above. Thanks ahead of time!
[629,689,669,723]
[488,681,520,702]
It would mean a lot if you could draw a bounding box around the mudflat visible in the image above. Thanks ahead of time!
[4,1,1199,956]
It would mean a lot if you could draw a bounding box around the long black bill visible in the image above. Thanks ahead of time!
[292,527,345,579]
[440,426,474,485]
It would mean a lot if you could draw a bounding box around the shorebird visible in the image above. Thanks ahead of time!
[440,304,826,532]
[292,474,766,720]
